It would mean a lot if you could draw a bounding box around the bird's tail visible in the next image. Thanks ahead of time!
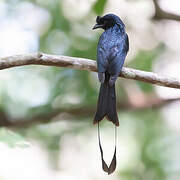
[94,73,119,126]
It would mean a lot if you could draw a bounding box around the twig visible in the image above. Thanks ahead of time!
[0,53,180,89]
[152,0,180,21]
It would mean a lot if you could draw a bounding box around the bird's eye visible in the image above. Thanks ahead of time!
[103,20,108,25]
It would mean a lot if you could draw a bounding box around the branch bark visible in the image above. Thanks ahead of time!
[152,0,180,21]
[1,53,180,89]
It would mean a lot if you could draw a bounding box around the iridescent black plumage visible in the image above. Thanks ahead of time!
[93,14,129,126]
[93,13,129,175]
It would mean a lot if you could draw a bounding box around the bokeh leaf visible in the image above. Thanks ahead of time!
[93,0,107,15]
[0,128,30,148]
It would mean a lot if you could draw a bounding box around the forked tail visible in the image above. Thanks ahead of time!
[94,73,119,126]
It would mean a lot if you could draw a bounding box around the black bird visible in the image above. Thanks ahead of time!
[92,14,129,174]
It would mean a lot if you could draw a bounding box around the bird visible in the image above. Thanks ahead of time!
[92,14,129,174]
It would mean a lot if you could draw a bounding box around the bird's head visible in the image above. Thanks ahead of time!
[92,14,125,31]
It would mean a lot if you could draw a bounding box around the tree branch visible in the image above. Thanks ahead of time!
[1,52,180,89]
[1,96,180,128]
[152,0,180,21]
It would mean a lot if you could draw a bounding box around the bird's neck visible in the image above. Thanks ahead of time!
[106,24,125,35]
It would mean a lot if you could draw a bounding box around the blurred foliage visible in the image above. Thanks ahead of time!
[118,109,168,180]
[128,43,165,92]
[0,128,29,148]
[0,0,179,179]
[93,0,107,15]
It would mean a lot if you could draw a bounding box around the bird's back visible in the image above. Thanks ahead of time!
[97,24,128,71]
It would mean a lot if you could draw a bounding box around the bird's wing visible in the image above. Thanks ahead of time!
[108,33,129,76]
[97,47,108,73]
[124,33,129,53]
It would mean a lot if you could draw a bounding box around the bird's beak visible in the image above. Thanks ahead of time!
[92,24,104,30]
